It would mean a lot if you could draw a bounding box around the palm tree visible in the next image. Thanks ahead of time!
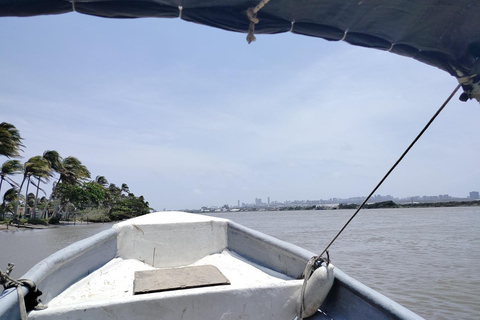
[16,156,51,219]
[0,122,24,158]
[58,156,91,185]
[43,150,63,176]
[95,175,109,188]
[38,150,63,218]
[25,192,36,217]
[99,182,118,210]
[1,188,20,220]
[51,156,90,218]
[121,183,130,195]
[31,172,50,219]
[39,196,52,216]
[0,159,22,194]
[30,150,62,218]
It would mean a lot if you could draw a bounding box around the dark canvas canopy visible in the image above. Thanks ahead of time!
[1,0,479,101]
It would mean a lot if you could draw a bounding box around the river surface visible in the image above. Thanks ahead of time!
[0,207,478,319]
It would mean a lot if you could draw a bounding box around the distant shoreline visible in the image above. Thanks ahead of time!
[3,202,479,232]
[399,200,480,208]
[189,200,480,213]
[359,200,480,210]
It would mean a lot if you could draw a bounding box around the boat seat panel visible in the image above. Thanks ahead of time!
[134,265,230,294]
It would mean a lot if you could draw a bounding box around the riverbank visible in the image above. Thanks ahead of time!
[193,199,480,213]
[0,221,98,232]
[0,223,52,231]
[341,199,480,209]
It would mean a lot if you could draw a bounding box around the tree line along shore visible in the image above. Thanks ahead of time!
[337,200,480,210]
[185,199,480,213]
[275,200,480,211]
[0,122,152,227]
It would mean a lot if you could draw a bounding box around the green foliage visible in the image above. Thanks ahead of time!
[28,217,48,225]
[43,150,62,173]
[0,122,24,158]
[54,181,106,210]
[0,123,152,223]
[83,181,106,206]
[1,188,19,219]
[365,200,399,209]
[0,159,22,193]
[60,156,91,184]
[95,175,109,187]
[401,200,480,208]
[339,203,358,209]
[54,183,83,207]
[109,194,150,221]
[53,180,150,221]
[49,216,60,224]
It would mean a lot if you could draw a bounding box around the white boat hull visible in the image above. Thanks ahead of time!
[1,212,424,320]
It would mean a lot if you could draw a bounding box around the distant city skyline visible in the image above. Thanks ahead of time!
[192,190,479,211]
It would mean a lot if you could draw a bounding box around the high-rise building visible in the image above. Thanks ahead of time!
[469,191,479,199]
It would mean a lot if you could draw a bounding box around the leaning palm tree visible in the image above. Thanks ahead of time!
[50,156,90,218]
[1,188,20,219]
[43,150,63,176]
[0,159,22,194]
[0,122,24,158]
[29,150,62,218]
[101,183,118,210]
[121,183,130,195]
[30,172,50,219]
[38,150,63,218]
[37,196,51,217]
[58,156,91,185]
[25,192,36,218]
[95,175,109,188]
[16,156,51,218]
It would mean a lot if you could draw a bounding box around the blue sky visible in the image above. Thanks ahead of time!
[1,13,479,210]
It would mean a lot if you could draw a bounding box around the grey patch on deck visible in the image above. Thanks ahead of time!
[134,265,230,294]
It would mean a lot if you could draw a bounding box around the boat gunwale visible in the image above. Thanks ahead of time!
[1,212,426,320]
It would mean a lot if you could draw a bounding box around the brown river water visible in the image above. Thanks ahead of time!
[1,207,478,319]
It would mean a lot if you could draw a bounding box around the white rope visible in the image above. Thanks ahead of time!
[340,29,348,41]
[297,256,317,320]
[458,74,478,84]
[246,0,272,43]
[387,42,395,52]
[252,0,271,14]
[17,288,27,320]
[1,265,27,320]
[178,6,183,19]
[1,264,46,320]
[70,0,75,12]
[290,20,295,32]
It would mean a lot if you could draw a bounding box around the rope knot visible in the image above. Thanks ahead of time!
[245,0,272,44]
[246,8,259,44]
[1,264,46,319]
